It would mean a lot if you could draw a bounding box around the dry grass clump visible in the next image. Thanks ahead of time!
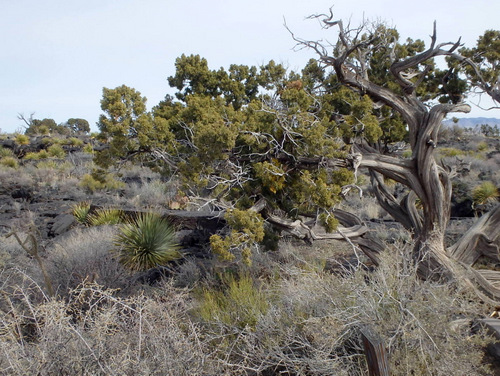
[45,226,129,296]
[125,178,178,208]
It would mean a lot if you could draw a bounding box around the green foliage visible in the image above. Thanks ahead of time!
[0,146,14,158]
[319,213,339,233]
[96,85,176,169]
[65,118,90,134]
[88,208,124,226]
[14,133,29,145]
[24,150,49,160]
[83,143,94,154]
[254,159,286,194]
[47,144,66,158]
[80,170,125,192]
[480,124,500,137]
[197,274,269,329]
[0,156,19,169]
[67,137,84,146]
[36,160,72,171]
[71,201,92,225]
[210,209,265,265]
[438,147,465,157]
[113,212,181,271]
[460,30,500,95]
[472,181,499,206]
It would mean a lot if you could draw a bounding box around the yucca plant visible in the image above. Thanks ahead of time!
[472,181,499,206]
[47,144,66,159]
[71,201,92,224]
[0,156,19,169]
[14,133,29,145]
[88,208,124,226]
[113,212,181,271]
[0,146,14,158]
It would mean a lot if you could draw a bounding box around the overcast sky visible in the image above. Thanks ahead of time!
[1,0,499,133]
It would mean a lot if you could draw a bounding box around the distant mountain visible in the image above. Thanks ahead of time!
[443,117,500,128]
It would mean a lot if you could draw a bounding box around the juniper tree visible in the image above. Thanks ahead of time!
[94,18,500,299]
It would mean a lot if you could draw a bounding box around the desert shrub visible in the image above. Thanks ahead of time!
[24,151,43,160]
[401,149,412,158]
[197,273,269,329]
[80,171,125,192]
[0,281,217,375]
[47,144,66,158]
[476,141,489,152]
[87,207,124,226]
[125,178,177,208]
[68,137,84,146]
[189,244,490,375]
[83,143,93,154]
[14,133,29,145]
[0,156,19,169]
[41,137,53,145]
[472,181,499,206]
[113,212,181,271]
[71,201,92,224]
[0,146,14,158]
[36,159,72,171]
[438,147,465,157]
[45,226,128,294]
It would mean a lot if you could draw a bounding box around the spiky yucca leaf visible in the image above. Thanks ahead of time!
[472,181,499,206]
[114,212,181,271]
[71,201,91,224]
[88,208,123,226]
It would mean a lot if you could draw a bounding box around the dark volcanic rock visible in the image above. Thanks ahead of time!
[11,187,33,202]
[50,213,77,237]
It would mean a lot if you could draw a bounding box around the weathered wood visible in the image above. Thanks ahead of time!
[360,326,389,376]
[449,204,500,265]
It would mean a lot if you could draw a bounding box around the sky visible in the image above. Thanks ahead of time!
[1,0,499,133]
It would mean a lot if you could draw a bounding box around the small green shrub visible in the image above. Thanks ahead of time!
[80,172,125,192]
[25,149,50,160]
[477,141,488,152]
[472,181,499,206]
[88,208,124,226]
[439,147,464,157]
[67,137,84,146]
[47,144,66,158]
[0,146,14,158]
[113,212,180,271]
[197,274,269,329]
[0,156,19,169]
[14,134,29,145]
[83,143,93,154]
[37,125,50,135]
[402,149,412,158]
[41,137,53,145]
[24,151,40,160]
[36,160,72,171]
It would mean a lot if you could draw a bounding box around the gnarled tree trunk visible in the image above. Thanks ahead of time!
[293,13,500,300]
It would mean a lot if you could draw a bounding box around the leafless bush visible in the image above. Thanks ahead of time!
[45,226,129,296]
[124,178,178,208]
[0,280,219,375]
